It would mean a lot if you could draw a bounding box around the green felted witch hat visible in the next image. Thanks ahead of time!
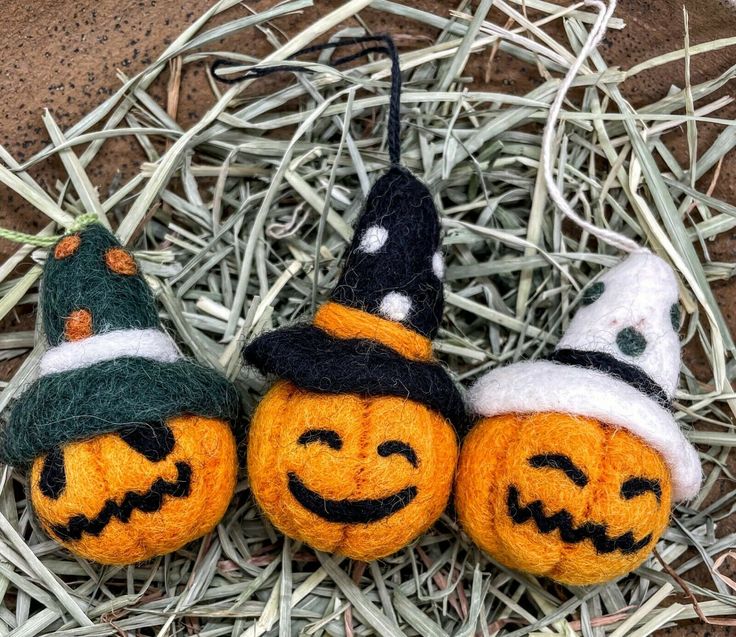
[1,224,241,467]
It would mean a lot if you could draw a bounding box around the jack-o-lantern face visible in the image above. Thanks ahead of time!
[248,381,458,561]
[455,412,672,585]
[30,415,237,564]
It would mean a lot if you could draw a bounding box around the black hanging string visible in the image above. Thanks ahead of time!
[211,35,402,166]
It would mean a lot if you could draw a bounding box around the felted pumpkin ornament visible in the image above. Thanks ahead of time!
[235,36,468,561]
[2,224,240,564]
[456,252,701,585]
[456,0,700,586]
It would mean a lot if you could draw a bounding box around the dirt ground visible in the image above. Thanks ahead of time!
[0,1,735,634]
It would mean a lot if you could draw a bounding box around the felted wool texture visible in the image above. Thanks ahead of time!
[558,252,680,397]
[454,412,672,586]
[247,381,458,562]
[30,415,238,565]
[65,309,94,341]
[104,247,138,275]
[54,234,81,260]
[314,301,433,361]
[2,357,242,467]
[243,323,470,435]
[42,224,159,347]
[549,348,668,407]
[39,328,180,376]
[468,360,701,501]
[467,251,701,502]
[331,166,443,338]
[242,161,461,560]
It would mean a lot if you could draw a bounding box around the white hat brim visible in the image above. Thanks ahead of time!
[468,361,701,501]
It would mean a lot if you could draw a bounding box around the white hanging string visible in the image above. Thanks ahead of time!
[541,0,647,255]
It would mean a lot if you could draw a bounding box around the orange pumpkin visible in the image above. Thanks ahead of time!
[457,253,702,585]
[455,412,672,586]
[248,381,457,561]
[248,380,458,561]
[3,224,242,565]
[243,165,468,561]
[30,415,237,565]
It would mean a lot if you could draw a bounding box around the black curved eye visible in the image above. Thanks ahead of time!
[119,422,176,462]
[298,429,342,450]
[39,446,66,499]
[621,477,662,503]
[528,454,588,487]
[378,440,418,468]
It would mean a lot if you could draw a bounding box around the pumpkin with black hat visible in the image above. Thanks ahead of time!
[2,224,241,564]
[237,36,469,562]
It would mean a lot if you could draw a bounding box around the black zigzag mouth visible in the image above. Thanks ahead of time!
[50,462,192,542]
[506,485,652,555]
[288,472,417,524]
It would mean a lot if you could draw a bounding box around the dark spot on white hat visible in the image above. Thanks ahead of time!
[616,327,647,357]
[582,281,605,306]
[670,303,682,332]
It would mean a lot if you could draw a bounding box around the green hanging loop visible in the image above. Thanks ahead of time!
[66,212,99,233]
[0,213,99,248]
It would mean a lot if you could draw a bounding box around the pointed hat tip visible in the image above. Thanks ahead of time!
[331,167,444,338]
[42,224,160,347]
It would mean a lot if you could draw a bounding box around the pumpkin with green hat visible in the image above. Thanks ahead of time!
[2,224,241,565]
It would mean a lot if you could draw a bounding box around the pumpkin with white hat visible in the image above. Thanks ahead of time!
[455,251,702,585]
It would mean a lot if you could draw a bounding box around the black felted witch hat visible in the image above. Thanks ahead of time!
[330,165,444,338]
[239,36,468,434]
[1,224,241,467]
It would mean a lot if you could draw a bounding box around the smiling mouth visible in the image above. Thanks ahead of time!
[288,472,417,524]
[506,485,652,555]
[50,462,192,542]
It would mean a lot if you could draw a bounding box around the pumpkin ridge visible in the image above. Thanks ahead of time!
[551,419,605,579]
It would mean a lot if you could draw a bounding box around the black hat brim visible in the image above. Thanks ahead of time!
[244,325,470,435]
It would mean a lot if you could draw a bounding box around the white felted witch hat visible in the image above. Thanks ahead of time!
[469,251,701,501]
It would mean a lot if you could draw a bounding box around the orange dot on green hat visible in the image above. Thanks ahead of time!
[105,247,138,275]
[64,309,93,341]
[54,235,81,260]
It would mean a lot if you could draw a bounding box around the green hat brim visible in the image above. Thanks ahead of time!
[1,357,242,467]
